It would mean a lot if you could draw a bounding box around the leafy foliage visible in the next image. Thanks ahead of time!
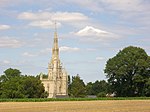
[105,46,150,97]
[0,97,150,102]
[86,80,108,96]
[22,76,47,98]
[1,46,149,98]
[69,75,87,97]
[68,75,71,96]
[97,92,106,97]
[0,68,48,98]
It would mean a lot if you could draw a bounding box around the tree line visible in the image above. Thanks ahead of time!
[0,46,150,98]
[68,46,150,97]
[0,68,48,98]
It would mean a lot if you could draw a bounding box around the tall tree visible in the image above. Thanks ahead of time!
[144,78,150,96]
[68,75,71,96]
[0,68,48,98]
[0,68,21,82]
[86,80,108,96]
[0,77,25,98]
[104,46,150,97]
[70,75,86,97]
[86,82,94,95]
[22,76,48,98]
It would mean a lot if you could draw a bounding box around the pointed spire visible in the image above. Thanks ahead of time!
[52,21,59,59]
[54,21,57,39]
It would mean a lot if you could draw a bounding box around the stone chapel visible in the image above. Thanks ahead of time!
[40,26,68,98]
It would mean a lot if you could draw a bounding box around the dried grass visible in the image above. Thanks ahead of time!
[0,100,150,112]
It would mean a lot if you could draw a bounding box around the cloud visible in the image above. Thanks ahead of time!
[22,46,80,57]
[0,37,23,48]
[101,0,149,12]
[18,11,88,21]
[61,0,104,12]
[86,48,97,51]
[96,57,105,61]
[0,25,10,30]
[53,12,88,21]
[63,0,150,29]
[75,26,119,41]
[102,0,150,26]
[18,11,88,28]
[65,0,149,13]
[22,52,37,57]
[18,12,48,20]
[0,0,20,7]
[0,60,11,70]
[2,60,11,64]
[29,20,61,29]
[76,26,110,36]
[40,48,51,54]
[60,46,80,52]
[22,48,51,57]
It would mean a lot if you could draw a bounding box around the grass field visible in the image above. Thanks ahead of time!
[0,100,150,112]
[1,97,150,102]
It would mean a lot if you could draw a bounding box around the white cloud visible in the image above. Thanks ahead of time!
[18,11,88,28]
[75,26,119,41]
[0,37,23,48]
[101,0,148,12]
[22,52,37,57]
[61,0,103,12]
[76,26,109,36]
[22,46,80,57]
[18,12,48,20]
[86,48,96,51]
[96,57,105,61]
[0,60,11,68]
[60,46,80,52]
[22,48,51,57]
[3,60,11,64]
[65,0,149,13]
[18,11,88,21]
[63,0,150,29]
[0,25,10,30]
[0,0,20,7]
[53,12,88,21]
[40,48,51,54]
[29,20,61,29]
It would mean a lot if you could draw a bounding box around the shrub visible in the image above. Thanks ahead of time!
[97,92,106,97]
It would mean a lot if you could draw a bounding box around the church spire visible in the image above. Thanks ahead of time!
[54,21,57,38]
[40,21,68,98]
[52,21,59,60]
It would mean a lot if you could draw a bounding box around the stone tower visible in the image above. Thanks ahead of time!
[40,25,68,98]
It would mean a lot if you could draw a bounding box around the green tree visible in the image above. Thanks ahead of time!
[0,77,25,98]
[144,78,150,96]
[68,75,71,96]
[22,76,48,98]
[70,75,86,97]
[0,68,21,82]
[86,82,94,95]
[0,68,23,98]
[105,46,150,97]
[0,68,48,98]
[86,80,108,96]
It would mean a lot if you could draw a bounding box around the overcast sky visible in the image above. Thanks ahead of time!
[0,0,150,82]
